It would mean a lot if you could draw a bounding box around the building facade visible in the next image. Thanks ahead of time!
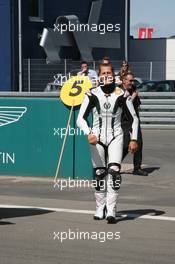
[0,0,129,91]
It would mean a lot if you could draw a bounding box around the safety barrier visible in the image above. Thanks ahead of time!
[139,92,175,129]
[0,94,92,178]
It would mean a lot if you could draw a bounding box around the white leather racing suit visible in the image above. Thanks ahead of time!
[76,85,138,219]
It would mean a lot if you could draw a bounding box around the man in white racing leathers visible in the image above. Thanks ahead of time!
[76,63,138,224]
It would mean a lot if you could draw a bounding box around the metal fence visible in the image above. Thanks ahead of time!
[23,59,171,92]
[139,92,175,129]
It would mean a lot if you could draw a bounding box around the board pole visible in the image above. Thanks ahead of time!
[54,103,74,182]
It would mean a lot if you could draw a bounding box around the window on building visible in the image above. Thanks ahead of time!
[28,0,44,22]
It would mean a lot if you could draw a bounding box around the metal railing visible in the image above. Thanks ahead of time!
[22,59,172,92]
[139,92,175,129]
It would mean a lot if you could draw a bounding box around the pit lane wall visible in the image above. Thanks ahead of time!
[0,94,92,178]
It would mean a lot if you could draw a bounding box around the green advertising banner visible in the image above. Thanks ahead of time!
[0,97,93,179]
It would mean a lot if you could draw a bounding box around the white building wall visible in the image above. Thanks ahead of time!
[166,39,175,79]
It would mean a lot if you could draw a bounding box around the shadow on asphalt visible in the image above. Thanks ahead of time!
[0,207,54,225]
[116,208,165,223]
[121,166,160,176]
[144,166,160,173]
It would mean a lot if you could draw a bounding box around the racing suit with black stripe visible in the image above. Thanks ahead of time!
[76,84,138,219]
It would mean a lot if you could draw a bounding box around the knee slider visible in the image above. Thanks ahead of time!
[94,168,106,191]
[108,166,122,190]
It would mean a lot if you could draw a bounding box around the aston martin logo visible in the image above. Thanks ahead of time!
[0,107,27,127]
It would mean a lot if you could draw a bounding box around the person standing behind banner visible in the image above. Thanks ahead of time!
[121,72,148,176]
[102,56,110,64]
[115,60,129,86]
[77,61,98,87]
[117,60,129,79]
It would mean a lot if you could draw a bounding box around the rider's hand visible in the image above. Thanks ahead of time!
[88,134,98,145]
[128,140,138,154]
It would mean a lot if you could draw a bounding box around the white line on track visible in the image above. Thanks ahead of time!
[1,204,175,222]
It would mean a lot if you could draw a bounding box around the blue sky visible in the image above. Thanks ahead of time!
[130,0,175,38]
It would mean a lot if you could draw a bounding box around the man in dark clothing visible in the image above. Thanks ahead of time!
[121,73,148,176]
